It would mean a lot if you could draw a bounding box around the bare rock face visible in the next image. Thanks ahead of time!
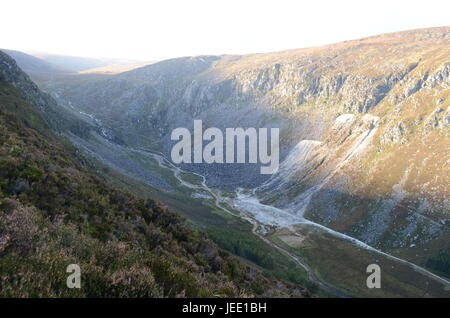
[29,27,450,252]
[424,106,450,131]
[381,121,410,145]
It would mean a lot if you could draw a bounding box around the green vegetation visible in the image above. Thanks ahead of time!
[268,225,450,297]
[0,79,308,297]
[426,248,450,279]
[83,144,315,295]
[205,226,311,285]
[178,171,204,185]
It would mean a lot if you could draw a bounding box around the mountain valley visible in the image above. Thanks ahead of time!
[1,26,449,297]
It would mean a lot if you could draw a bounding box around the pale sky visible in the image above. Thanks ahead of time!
[2,0,449,61]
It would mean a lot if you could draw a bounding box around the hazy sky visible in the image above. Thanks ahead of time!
[2,0,449,61]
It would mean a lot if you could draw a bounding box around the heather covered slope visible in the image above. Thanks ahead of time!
[0,51,309,297]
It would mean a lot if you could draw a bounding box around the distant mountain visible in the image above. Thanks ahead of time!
[2,49,146,74]
[1,49,70,74]
[33,53,140,73]
[1,49,152,85]
[79,61,157,74]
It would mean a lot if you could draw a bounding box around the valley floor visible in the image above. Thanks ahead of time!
[71,127,449,297]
